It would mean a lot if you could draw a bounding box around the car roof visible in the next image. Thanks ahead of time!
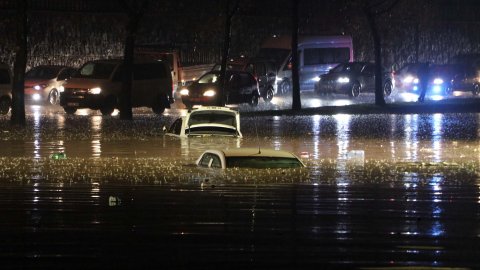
[221,148,299,158]
[207,70,251,76]
[29,65,71,70]
[188,106,238,114]
[86,59,163,65]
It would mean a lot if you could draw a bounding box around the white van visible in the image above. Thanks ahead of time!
[0,63,12,115]
[257,35,354,93]
[60,59,173,115]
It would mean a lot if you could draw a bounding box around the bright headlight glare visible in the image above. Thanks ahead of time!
[88,87,102,94]
[34,85,45,90]
[403,76,419,84]
[58,86,65,92]
[312,76,321,82]
[337,77,350,83]
[179,89,189,96]
[433,78,444,85]
[203,89,216,97]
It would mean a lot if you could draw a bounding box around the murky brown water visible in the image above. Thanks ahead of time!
[0,105,479,268]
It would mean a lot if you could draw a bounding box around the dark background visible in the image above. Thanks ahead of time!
[1,0,480,70]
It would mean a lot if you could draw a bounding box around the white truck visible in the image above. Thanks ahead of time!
[135,46,214,98]
[257,35,354,93]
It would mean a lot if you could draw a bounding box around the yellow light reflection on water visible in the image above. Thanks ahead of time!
[91,116,102,157]
[404,114,419,161]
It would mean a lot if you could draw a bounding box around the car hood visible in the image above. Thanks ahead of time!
[63,78,109,89]
[24,79,52,87]
[320,72,349,82]
[189,83,219,92]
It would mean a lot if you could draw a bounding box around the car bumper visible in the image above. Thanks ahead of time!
[25,88,49,103]
[317,82,351,94]
[181,96,218,106]
[60,93,105,109]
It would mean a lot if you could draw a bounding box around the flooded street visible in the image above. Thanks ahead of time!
[0,103,479,269]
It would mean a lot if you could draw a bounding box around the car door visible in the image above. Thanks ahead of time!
[226,73,242,104]
[254,62,267,94]
[361,64,375,92]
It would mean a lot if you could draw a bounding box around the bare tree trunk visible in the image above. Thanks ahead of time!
[414,23,419,63]
[218,0,237,107]
[11,0,28,126]
[120,15,138,120]
[119,0,146,120]
[365,9,386,106]
[291,0,301,111]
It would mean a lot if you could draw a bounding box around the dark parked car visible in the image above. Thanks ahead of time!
[212,57,276,102]
[0,63,12,115]
[448,54,480,96]
[180,70,260,109]
[393,63,422,93]
[314,62,394,98]
[394,63,456,97]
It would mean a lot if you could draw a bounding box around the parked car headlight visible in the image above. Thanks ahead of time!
[58,86,64,92]
[34,84,47,90]
[179,88,189,96]
[433,78,444,85]
[88,87,102,94]
[403,76,419,84]
[337,77,350,83]
[203,89,216,97]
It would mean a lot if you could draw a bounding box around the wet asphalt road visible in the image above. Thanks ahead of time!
[0,98,479,269]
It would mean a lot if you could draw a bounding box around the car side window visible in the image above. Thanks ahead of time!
[228,74,240,89]
[283,57,292,71]
[210,155,221,168]
[199,154,211,167]
[134,63,167,80]
[169,118,182,135]
[0,69,10,84]
[362,64,375,74]
[199,153,221,168]
[255,63,266,76]
[112,65,124,82]
[57,68,75,81]
[245,64,254,74]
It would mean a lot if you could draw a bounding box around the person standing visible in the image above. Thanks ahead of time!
[417,62,430,103]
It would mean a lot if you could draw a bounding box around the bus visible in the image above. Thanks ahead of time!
[257,35,354,93]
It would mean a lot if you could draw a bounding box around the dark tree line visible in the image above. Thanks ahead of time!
[6,0,480,124]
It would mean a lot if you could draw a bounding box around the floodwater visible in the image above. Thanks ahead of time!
[0,104,480,269]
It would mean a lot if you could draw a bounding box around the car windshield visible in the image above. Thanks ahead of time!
[73,62,117,79]
[212,64,244,71]
[226,157,304,168]
[25,67,62,80]
[188,111,236,126]
[330,63,363,73]
[257,48,290,68]
[186,126,237,136]
[198,73,220,84]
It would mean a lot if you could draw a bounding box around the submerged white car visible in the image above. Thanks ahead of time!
[196,148,305,169]
[166,106,242,138]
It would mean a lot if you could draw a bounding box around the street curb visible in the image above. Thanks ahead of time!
[241,99,480,117]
